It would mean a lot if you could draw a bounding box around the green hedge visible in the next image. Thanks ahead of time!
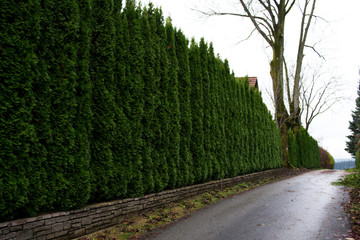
[0,0,282,221]
[288,127,321,169]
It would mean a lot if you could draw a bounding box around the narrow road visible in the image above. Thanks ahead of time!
[148,170,351,240]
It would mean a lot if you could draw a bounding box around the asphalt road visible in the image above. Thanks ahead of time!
[148,170,351,240]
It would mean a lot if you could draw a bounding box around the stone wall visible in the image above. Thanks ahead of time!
[0,168,290,240]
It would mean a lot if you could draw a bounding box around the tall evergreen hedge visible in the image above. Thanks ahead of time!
[0,0,41,219]
[1,0,286,221]
[288,127,320,169]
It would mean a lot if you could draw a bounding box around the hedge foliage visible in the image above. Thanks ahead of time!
[288,128,321,169]
[319,147,334,169]
[0,0,283,221]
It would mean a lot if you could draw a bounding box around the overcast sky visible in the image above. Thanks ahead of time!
[141,0,360,160]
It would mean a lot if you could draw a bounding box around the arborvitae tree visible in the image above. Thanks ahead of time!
[90,0,116,201]
[207,44,221,180]
[233,80,243,175]
[71,0,92,207]
[243,78,254,172]
[288,129,299,167]
[296,127,320,169]
[199,38,211,180]
[189,39,205,183]
[37,0,82,210]
[228,73,239,177]
[140,6,156,194]
[122,0,144,196]
[222,60,232,177]
[148,7,169,192]
[0,0,42,220]
[111,0,131,199]
[165,18,181,188]
[216,57,228,178]
[239,79,250,173]
[346,81,360,158]
[175,29,193,186]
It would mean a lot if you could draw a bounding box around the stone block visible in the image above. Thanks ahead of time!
[34,228,53,237]
[54,230,68,238]
[23,220,44,230]
[52,222,64,232]
[3,231,17,240]
[71,223,81,228]
[9,225,23,231]
[63,221,71,230]
[16,229,34,240]
[10,219,26,226]
[81,216,93,226]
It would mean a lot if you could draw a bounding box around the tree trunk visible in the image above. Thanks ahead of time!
[270,2,290,167]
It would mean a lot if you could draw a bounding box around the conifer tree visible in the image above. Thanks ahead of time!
[175,29,193,186]
[148,7,169,191]
[239,80,250,173]
[71,0,92,207]
[140,6,156,194]
[189,39,205,183]
[0,0,42,220]
[215,57,228,178]
[199,38,211,180]
[207,44,221,180]
[222,60,232,177]
[346,81,360,158]
[165,18,181,188]
[122,0,144,196]
[89,0,116,201]
[233,80,243,175]
[37,0,82,210]
[227,73,238,177]
[111,0,131,199]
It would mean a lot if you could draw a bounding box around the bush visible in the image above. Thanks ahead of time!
[319,147,334,169]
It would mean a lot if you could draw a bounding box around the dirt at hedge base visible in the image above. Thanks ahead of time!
[346,187,360,240]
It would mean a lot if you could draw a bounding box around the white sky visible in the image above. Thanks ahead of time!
[140,0,360,160]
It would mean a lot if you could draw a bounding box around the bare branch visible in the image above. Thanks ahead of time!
[285,0,296,15]
[236,28,257,44]
[283,57,292,109]
[305,44,325,60]
[238,0,274,46]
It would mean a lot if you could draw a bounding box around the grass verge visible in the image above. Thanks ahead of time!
[76,169,307,240]
[333,169,360,240]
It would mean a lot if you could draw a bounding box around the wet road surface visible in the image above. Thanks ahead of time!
[148,170,351,240]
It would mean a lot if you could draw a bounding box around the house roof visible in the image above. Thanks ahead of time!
[248,77,258,89]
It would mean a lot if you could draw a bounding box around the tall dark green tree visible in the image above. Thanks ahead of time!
[214,57,227,178]
[71,0,92,207]
[346,80,360,158]
[147,7,169,192]
[207,44,221,180]
[111,0,131,199]
[199,38,212,180]
[37,0,82,210]
[122,0,144,196]
[189,39,205,183]
[175,29,193,186]
[140,6,156,194]
[165,18,181,188]
[89,0,116,201]
[0,0,42,220]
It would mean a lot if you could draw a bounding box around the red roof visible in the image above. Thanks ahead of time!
[248,77,258,89]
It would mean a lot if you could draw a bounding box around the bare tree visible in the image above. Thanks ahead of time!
[299,65,345,131]
[197,0,320,165]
